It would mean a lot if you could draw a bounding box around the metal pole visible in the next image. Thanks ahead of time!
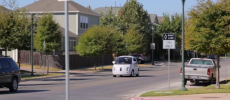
[180,0,187,91]
[31,13,34,76]
[168,49,170,90]
[152,28,155,65]
[65,1,70,100]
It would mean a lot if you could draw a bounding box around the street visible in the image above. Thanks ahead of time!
[0,58,230,100]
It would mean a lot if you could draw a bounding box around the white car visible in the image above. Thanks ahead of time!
[112,56,139,77]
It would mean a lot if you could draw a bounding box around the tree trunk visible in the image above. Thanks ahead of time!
[18,50,20,69]
[216,54,220,89]
[46,55,49,75]
[102,56,104,69]
[94,57,96,70]
[5,47,7,57]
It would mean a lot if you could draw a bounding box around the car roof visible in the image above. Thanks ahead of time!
[191,58,212,60]
[118,56,134,58]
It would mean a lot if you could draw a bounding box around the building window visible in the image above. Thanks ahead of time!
[80,16,88,29]
[69,40,76,51]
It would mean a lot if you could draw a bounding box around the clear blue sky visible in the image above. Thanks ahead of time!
[1,0,198,16]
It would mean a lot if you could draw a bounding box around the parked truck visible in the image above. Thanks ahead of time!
[180,58,216,85]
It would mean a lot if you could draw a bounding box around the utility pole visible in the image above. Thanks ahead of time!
[31,13,34,76]
[152,27,155,65]
[180,0,187,91]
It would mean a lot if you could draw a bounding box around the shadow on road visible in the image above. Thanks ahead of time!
[0,90,49,94]
[19,83,56,86]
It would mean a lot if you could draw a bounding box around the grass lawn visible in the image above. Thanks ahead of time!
[21,73,64,80]
[141,80,230,97]
[18,63,61,71]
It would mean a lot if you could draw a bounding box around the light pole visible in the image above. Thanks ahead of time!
[180,0,187,91]
[31,13,34,76]
[152,26,155,65]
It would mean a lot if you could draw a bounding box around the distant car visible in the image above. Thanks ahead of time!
[208,55,215,59]
[130,54,145,64]
[112,56,139,77]
[0,57,21,92]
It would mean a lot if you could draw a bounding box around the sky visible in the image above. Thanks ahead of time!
[0,0,198,16]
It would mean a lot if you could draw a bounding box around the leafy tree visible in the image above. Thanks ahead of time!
[100,7,118,27]
[34,13,62,74]
[185,0,230,89]
[117,0,152,52]
[157,13,183,59]
[76,25,118,69]
[124,24,144,54]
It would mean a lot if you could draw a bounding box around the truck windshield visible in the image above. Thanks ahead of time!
[190,59,213,65]
[115,57,132,64]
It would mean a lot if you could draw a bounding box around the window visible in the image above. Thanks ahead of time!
[80,16,88,29]
[69,40,77,51]
[190,59,213,65]
[1,59,12,69]
[115,57,132,64]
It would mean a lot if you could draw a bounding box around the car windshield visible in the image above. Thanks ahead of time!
[115,57,132,64]
[190,59,213,65]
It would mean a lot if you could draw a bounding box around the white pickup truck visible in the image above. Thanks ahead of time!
[181,58,216,85]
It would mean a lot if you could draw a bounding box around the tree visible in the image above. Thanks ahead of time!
[185,0,230,89]
[157,13,183,59]
[87,5,91,10]
[34,13,62,74]
[76,25,118,69]
[124,24,144,54]
[117,0,152,53]
[100,7,118,27]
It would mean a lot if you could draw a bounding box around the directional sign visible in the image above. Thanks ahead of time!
[163,33,175,49]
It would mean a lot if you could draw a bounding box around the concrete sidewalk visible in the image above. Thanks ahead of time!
[131,93,230,100]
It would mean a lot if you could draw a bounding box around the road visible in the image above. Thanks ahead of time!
[0,58,230,100]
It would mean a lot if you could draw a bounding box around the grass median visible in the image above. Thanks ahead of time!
[141,80,230,97]
[21,73,64,80]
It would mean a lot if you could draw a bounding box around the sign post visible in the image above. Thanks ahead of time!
[163,33,176,90]
[58,0,72,100]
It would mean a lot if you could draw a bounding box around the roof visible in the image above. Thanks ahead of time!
[93,7,121,15]
[0,6,10,12]
[157,16,165,24]
[149,14,159,24]
[21,0,100,17]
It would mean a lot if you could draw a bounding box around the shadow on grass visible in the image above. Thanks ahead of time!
[20,70,35,74]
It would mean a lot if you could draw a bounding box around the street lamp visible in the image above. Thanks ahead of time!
[180,0,187,91]
[152,26,155,65]
[31,13,35,76]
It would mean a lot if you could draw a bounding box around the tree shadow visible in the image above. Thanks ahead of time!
[0,90,49,94]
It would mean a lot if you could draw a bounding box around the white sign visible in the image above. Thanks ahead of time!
[150,43,155,49]
[163,40,175,49]
[163,33,175,49]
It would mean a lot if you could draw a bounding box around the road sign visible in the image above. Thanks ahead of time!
[163,33,175,49]
[150,43,155,49]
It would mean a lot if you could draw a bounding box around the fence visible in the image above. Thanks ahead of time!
[19,51,113,70]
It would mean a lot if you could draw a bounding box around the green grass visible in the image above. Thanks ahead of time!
[21,73,64,80]
[141,80,230,97]
[20,70,34,74]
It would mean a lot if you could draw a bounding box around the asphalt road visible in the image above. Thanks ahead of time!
[1,58,230,100]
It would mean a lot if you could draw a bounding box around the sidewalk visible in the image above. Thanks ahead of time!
[131,93,230,100]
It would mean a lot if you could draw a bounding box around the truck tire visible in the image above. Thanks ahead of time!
[184,79,187,85]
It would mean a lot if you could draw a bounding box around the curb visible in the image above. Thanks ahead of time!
[130,97,194,100]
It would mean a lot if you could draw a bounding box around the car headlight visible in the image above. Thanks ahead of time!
[126,67,129,71]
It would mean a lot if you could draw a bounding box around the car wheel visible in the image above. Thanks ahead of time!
[184,79,187,85]
[130,70,134,77]
[9,77,18,92]
[136,69,139,77]
[138,60,141,64]
[113,75,116,77]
